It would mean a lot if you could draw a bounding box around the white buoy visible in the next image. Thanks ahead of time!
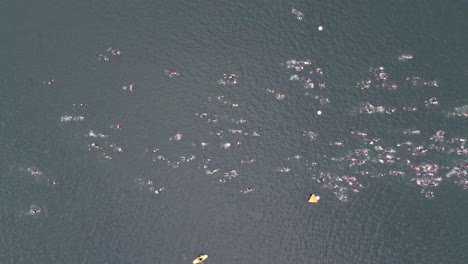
[317,110,322,115]
[318,26,323,31]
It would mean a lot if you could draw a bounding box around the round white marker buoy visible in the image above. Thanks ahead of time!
[318,26,323,31]
[317,110,322,115]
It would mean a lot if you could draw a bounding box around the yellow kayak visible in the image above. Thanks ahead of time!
[308,193,320,203]
[192,254,208,264]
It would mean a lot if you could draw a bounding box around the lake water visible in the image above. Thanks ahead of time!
[1,0,467,263]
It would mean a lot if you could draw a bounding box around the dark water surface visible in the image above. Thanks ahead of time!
[1,0,468,263]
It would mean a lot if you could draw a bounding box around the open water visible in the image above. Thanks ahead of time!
[1,0,468,263]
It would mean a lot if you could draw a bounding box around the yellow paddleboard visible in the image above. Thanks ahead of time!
[193,254,208,264]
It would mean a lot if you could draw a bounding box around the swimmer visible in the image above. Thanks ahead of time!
[48,178,60,186]
[403,106,418,112]
[206,169,220,175]
[122,84,134,92]
[222,73,238,85]
[250,131,260,137]
[29,205,42,217]
[111,49,121,56]
[425,97,439,106]
[275,93,285,100]
[169,132,183,141]
[153,187,165,195]
[291,8,304,20]
[331,141,343,146]
[398,53,413,61]
[98,53,110,62]
[43,79,55,86]
[165,70,179,77]
[88,142,100,150]
[241,187,255,194]
[72,103,86,108]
